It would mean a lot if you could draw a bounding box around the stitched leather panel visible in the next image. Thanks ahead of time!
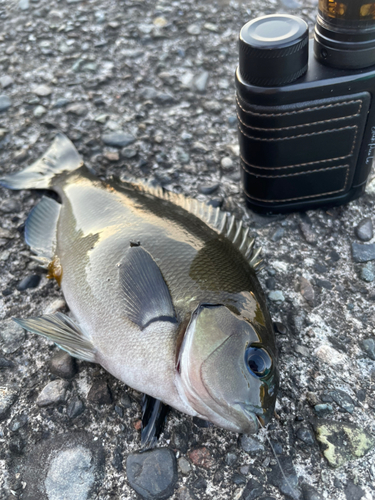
[237,91,371,203]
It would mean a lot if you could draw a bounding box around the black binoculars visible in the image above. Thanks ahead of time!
[236,0,375,213]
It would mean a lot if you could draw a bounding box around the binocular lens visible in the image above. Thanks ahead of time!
[315,0,375,68]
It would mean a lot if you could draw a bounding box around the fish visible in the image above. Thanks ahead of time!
[0,133,279,436]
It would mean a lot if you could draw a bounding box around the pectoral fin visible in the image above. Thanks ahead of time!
[119,245,176,330]
[13,313,96,362]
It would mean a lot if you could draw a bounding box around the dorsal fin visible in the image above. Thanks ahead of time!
[121,180,263,272]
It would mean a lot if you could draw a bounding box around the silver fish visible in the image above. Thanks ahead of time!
[0,134,278,434]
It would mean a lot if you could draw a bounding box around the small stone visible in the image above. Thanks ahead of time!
[53,98,70,108]
[225,452,237,466]
[0,95,12,112]
[33,105,47,117]
[121,147,137,159]
[314,345,345,365]
[221,157,233,169]
[240,434,264,453]
[44,299,66,314]
[104,151,120,162]
[268,290,285,302]
[87,379,112,405]
[194,71,209,92]
[314,420,375,468]
[0,357,14,369]
[45,446,95,500]
[207,198,223,208]
[66,103,88,116]
[301,483,324,500]
[352,242,375,262]
[0,387,18,419]
[355,217,373,241]
[314,262,327,274]
[9,413,28,432]
[19,0,29,10]
[360,262,375,282]
[273,322,287,334]
[232,473,246,485]
[178,457,191,474]
[0,76,14,89]
[66,397,84,419]
[33,84,52,97]
[16,274,41,291]
[300,220,317,243]
[266,277,276,290]
[300,277,315,306]
[192,141,208,153]
[242,478,264,500]
[330,389,355,413]
[270,227,285,242]
[102,132,135,148]
[344,481,364,500]
[198,183,219,195]
[0,198,21,213]
[127,448,177,500]
[361,338,375,360]
[204,22,219,32]
[314,403,333,415]
[49,351,77,379]
[37,379,68,406]
[0,320,26,353]
[295,345,309,357]
[119,392,132,408]
[153,17,168,27]
[296,427,315,446]
[268,455,300,499]
[188,447,215,469]
[187,24,201,35]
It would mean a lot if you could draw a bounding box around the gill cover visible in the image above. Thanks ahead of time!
[177,304,278,434]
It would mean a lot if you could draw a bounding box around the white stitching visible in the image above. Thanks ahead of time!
[238,122,357,141]
[236,94,363,118]
[242,166,350,202]
[240,153,351,170]
[236,109,361,132]
[241,163,349,178]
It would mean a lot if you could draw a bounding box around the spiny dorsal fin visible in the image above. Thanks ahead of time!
[125,182,263,272]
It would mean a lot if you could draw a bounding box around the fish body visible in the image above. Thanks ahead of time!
[0,134,278,434]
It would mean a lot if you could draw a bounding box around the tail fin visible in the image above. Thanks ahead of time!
[0,133,83,190]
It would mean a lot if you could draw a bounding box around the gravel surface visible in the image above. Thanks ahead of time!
[0,0,375,499]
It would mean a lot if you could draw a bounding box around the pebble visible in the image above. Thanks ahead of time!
[0,387,18,419]
[0,357,14,369]
[268,290,285,302]
[126,448,177,500]
[295,345,309,357]
[16,274,41,291]
[314,262,327,274]
[33,84,52,97]
[355,217,373,241]
[0,320,25,353]
[44,299,66,314]
[301,483,324,500]
[53,98,70,108]
[188,447,215,469]
[33,105,47,117]
[270,226,285,242]
[187,24,201,35]
[314,420,375,468]
[330,390,355,413]
[0,76,14,88]
[178,457,191,474]
[225,452,237,466]
[0,198,21,213]
[360,262,374,282]
[351,242,375,262]
[49,350,77,379]
[240,434,265,453]
[45,446,95,500]
[9,413,28,432]
[360,338,375,360]
[314,403,333,415]
[232,473,246,485]
[268,455,300,499]
[273,322,287,334]
[194,71,209,92]
[36,379,68,406]
[344,481,364,500]
[66,103,88,116]
[192,476,207,490]
[242,478,264,500]
[296,427,315,445]
[87,379,112,405]
[266,277,276,290]
[119,391,132,408]
[314,345,345,365]
[104,151,120,162]
[121,147,137,159]
[207,198,223,208]
[300,277,315,306]
[300,220,317,243]
[221,157,233,169]
[19,0,29,10]
[102,132,135,148]
[66,397,85,419]
[198,183,219,195]
[0,95,12,112]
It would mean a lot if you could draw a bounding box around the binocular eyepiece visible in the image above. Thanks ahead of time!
[237,1,375,213]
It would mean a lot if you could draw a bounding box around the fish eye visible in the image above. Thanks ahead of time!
[245,347,272,378]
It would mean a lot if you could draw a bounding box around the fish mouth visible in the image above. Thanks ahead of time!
[238,403,261,433]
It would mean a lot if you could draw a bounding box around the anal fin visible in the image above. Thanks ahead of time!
[14,313,96,362]
[140,394,169,450]
[25,196,61,261]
